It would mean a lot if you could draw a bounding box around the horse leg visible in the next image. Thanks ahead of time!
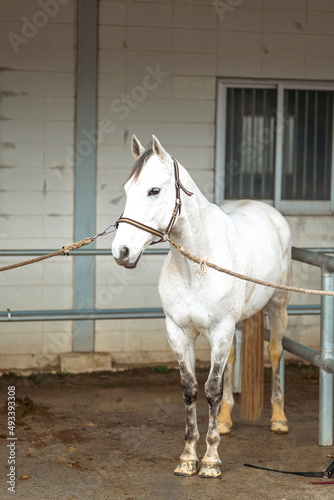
[266,293,289,434]
[217,337,236,435]
[199,322,234,478]
[165,317,200,476]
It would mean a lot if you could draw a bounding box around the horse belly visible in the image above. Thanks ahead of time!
[239,285,274,321]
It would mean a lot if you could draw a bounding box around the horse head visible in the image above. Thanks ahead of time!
[112,135,180,268]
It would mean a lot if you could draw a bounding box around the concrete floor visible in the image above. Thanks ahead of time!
[0,364,333,500]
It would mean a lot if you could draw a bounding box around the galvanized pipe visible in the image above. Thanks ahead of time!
[233,324,242,393]
[0,308,165,322]
[319,266,334,446]
[0,248,170,256]
[0,304,320,323]
[264,330,334,375]
[0,246,332,258]
[292,247,334,272]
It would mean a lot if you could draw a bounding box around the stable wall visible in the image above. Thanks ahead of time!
[0,0,334,371]
[0,0,77,371]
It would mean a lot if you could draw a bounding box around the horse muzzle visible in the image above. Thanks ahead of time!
[113,246,143,268]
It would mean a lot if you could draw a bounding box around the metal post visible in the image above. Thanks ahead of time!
[279,350,285,399]
[233,324,242,393]
[73,0,98,352]
[319,265,334,446]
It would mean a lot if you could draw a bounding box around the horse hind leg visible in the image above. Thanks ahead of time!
[266,292,289,434]
[218,338,236,435]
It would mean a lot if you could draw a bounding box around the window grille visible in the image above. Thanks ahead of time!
[216,80,334,213]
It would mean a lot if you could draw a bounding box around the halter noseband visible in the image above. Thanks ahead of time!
[115,158,193,244]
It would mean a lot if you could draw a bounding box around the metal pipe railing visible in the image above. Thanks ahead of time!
[0,246,333,258]
[0,248,170,257]
[264,330,334,375]
[0,304,321,323]
[292,247,334,272]
[0,308,165,322]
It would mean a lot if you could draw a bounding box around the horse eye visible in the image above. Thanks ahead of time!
[148,188,160,196]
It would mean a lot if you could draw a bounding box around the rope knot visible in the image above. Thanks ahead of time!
[199,257,208,276]
[63,237,93,256]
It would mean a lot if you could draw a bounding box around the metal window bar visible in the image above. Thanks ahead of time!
[302,91,309,199]
[239,89,244,198]
[225,88,276,201]
[313,91,318,199]
[228,88,235,199]
[282,89,333,202]
[250,89,255,198]
[293,90,298,199]
[261,90,266,199]
[324,91,330,199]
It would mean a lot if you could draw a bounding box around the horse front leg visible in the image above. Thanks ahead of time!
[199,323,234,479]
[165,317,200,476]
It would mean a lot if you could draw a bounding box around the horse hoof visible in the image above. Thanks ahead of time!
[174,460,199,477]
[198,463,222,478]
[218,421,232,435]
[271,420,289,434]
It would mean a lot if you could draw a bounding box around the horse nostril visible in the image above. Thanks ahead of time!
[120,246,130,261]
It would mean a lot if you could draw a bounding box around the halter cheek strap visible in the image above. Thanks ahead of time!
[116,158,193,244]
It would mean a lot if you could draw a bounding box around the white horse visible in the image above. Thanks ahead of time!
[112,135,291,479]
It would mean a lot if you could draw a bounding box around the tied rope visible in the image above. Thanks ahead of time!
[1,223,334,297]
[166,238,334,297]
[0,223,117,273]
[0,237,94,273]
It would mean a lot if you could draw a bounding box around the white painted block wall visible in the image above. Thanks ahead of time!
[1,0,334,371]
[0,0,76,371]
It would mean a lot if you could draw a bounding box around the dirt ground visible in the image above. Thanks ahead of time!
[0,363,333,500]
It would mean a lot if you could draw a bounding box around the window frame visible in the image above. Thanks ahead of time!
[215,78,334,215]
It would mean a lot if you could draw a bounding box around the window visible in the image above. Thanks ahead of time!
[215,80,334,214]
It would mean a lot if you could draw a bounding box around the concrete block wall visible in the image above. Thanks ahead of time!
[1,0,334,371]
[0,0,76,372]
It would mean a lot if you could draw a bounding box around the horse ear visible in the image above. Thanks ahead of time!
[131,135,145,159]
[152,135,167,162]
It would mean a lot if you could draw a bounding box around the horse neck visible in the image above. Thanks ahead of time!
[169,165,216,260]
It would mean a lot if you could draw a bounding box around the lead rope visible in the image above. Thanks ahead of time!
[0,224,117,273]
[2,223,334,297]
[166,238,334,297]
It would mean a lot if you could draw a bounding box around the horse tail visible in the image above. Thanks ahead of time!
[241,309,264,422]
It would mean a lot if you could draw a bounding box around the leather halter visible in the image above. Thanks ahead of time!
[116,158,193,244]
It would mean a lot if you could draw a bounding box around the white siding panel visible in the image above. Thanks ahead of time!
[0,0,76,367]
[2,1,334,370]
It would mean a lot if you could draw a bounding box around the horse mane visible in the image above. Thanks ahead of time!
[125,148,154,184]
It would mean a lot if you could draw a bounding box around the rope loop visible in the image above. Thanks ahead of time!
[199,257,208,276]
